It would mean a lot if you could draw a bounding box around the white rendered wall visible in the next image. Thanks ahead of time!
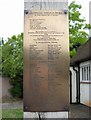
[80,83,91,107]
[80,61,91,107]
[70,67,77,103]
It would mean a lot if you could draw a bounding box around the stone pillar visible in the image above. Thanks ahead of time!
[24,0,69,119]
[24,112,68,119]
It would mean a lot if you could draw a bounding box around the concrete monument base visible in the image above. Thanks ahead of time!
[24,112,68,119]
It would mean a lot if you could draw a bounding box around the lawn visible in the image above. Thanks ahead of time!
[2,109,23,119]
[0,110,2,119]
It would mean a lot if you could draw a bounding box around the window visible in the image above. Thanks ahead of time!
[80,64,91,82]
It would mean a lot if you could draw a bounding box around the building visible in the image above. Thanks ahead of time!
[70,37,91,107]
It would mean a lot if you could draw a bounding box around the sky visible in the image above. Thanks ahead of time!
[0,0,90,39]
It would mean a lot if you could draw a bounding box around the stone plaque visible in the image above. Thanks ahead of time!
[24,10,69,112]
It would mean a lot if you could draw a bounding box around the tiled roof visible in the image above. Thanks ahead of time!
[70,37,91,66]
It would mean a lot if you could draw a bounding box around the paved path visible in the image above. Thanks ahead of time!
[69,104,90,118]
[2,101,23,109]
[1,102,91,118]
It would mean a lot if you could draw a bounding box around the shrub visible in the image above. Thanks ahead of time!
[2,33,23,98]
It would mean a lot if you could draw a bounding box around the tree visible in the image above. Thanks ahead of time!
[1,2,91,98]
[69,1,91,57]
[2,33,23,98]
[0,37,4,75]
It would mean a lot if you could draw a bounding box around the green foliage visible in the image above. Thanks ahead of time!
[2,33,23,98]
[1,2,91,98]
[0,37,4,75]
[2,109,23,118]
[69,1,91,57]
[0,46,2,75]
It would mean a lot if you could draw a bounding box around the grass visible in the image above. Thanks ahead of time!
[0,110,2,119]
[2,109,23,118]
[1,97,23,119]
